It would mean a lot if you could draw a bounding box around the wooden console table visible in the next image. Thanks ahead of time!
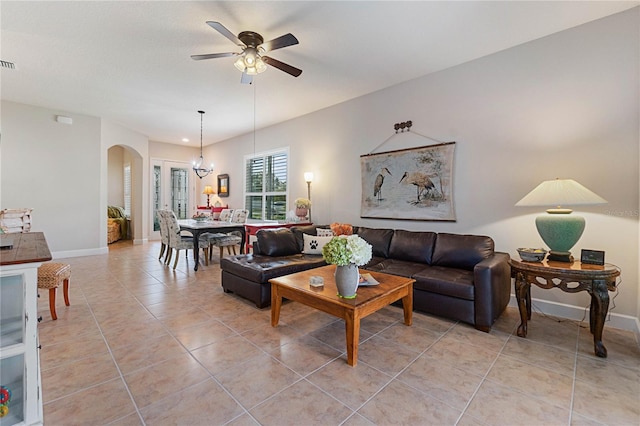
[509,258,620,358]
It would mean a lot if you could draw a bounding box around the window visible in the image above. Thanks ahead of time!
[170,167,189,219]
[244,149,288,220]
[149,160,193,236]
[152,165,161,231]
[123,163,131,217]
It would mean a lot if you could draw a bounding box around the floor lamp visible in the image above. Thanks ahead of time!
[304,172,314,222]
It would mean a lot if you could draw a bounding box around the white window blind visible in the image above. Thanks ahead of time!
[244,150,288,220]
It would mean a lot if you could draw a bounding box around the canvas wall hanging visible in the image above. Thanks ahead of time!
[360,141,456,221]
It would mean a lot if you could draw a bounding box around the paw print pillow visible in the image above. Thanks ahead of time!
[302,234,333,255]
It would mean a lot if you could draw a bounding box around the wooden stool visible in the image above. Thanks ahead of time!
[37,262,71,320]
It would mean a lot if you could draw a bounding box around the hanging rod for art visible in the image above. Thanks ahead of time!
[394,121,412,133]
[365,120,446,155]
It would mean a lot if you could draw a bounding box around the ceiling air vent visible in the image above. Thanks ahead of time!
[0,60,16,70]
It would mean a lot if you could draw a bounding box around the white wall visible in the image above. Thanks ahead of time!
[107,145,124,206]
[1,101,104,255]
[101,120,149,244]
[209,9,640,322]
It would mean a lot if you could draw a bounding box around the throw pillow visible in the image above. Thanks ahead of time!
[302,234,333,255]
[316,228,334,237]
[330,222,353,236]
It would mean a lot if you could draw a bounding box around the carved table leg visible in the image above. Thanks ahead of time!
[590,279,610,358]
[514,271,530,338]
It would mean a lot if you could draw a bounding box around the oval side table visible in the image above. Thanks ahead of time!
[509,258,620,358]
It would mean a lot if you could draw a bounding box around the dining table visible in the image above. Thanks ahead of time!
[178,219,246,271]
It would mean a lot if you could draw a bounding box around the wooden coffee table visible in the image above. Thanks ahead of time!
[270,264,414,366]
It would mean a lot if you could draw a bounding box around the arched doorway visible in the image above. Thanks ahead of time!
[107,145,144,246]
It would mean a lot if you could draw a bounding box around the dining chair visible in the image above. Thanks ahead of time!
[164,210,210,269]
[157,210,169,262]
[209,209,248,260]
[218,209,233,222]
[230,209,248,224]
[205,208,232,254]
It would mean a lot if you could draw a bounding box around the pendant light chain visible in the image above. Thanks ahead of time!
[193,110,213,179]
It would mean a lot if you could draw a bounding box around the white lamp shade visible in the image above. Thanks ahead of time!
[304,172,314,182]
[234,56,245,72]
[515,179,607,208]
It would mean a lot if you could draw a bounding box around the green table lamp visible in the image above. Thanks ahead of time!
[516,178,607,262]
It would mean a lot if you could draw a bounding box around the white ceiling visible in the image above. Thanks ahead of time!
[1,1,637,147]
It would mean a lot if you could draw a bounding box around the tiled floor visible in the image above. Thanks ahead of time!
[38,240,640,425]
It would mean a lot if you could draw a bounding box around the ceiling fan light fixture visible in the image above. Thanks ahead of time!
[234,56,245,72]
[255,57,267,73]
[244,48,257,66]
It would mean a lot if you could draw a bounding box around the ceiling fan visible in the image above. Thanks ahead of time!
[191,21,302,84]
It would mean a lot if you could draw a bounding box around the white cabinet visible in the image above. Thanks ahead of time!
[0,265,42,426]
[1,233,50,426]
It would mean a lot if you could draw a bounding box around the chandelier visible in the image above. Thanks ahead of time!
[192,110,214,179]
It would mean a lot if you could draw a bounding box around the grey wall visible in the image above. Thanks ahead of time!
[107,145,124,207]
[1,102,103,252]
[207,9,640,321]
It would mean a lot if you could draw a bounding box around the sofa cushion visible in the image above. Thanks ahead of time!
[431,233,494,271]
[363,258,429,278]
[355,227,394,258]
[388,230,437,264]
[256,229,299,256]
[302,234,333,255]
[290,225,328,251]
[412,265,475,300]
[221,254,326,283]
[361,256,386,269]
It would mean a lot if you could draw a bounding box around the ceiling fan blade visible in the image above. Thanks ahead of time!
[262,56,302,77]
[191,52,238,61]
[241,72,253,85]
[206,21,244,46]
[259,33,299,52]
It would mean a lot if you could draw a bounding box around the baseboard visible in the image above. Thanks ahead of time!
[50,238,149,258]
[508,295,640,336]
[51,247,109,259]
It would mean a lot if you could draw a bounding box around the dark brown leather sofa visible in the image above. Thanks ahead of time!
[220,225,511,332]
